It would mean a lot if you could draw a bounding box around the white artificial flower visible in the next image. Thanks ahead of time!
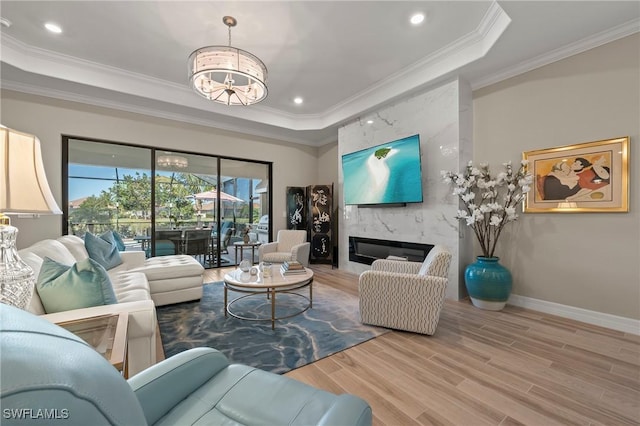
[489,215,503,226]
[468,160,473,167]
[442,159,532,257]
[521,159,529,166]
[461,192,475,203]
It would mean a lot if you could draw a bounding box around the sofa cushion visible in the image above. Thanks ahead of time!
[85,232,123,270]
[24,239,78,266]
[36,257,118,314]
[110,272,151,303]
[57,235,90,262]
[103,230,126,252]
[130,255,204,282]
[262,252,295,264]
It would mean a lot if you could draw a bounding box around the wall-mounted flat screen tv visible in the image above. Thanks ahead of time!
[342,134,423,206]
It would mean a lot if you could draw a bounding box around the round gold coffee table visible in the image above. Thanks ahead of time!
[223,266,314,329]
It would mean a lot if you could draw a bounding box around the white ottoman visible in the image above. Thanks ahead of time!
[131,255,204,306]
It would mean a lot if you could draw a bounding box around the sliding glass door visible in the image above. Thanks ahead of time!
[66,139,152,242]
[64,137,271,268]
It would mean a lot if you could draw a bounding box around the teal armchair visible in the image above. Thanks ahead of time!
[1,305,372,426]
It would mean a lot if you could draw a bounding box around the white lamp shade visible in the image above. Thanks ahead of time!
[0,126,62,215]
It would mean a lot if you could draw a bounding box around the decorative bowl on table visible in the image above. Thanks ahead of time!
[239,259,251,272]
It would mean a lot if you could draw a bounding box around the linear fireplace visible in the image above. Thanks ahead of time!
[349,236,433,265]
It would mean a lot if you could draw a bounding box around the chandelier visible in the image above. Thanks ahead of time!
[188,16,268,106]
[157,154,188,168]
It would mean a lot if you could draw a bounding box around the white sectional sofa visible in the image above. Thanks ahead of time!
[18,235,205,376]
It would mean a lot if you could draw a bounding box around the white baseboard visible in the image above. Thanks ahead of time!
[508,294,640,335]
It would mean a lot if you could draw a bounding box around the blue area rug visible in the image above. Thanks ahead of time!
[156,281,389,374]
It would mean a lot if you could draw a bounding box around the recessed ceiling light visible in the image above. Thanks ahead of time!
[293,97,303,104]
[366,120,374,124]
[44,22,62,34]
[0,17,12,28]
[410,13,425,25]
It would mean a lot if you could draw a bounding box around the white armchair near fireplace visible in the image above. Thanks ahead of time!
[358,245,452,335]
[258,230,310,267]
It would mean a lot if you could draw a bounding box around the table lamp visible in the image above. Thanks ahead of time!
[1,126,62,309]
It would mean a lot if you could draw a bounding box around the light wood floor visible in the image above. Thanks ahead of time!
[199,265,640,425]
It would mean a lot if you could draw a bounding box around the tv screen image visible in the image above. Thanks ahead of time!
[342,134,423,205]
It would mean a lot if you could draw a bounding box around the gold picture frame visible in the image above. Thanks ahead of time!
[523,137,629,213]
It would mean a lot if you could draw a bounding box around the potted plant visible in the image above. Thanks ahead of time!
[442,160,532,310]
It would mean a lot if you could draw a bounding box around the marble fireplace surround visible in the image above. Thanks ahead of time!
[337,78,473,300]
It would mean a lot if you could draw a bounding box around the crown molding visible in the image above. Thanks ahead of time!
[0,2,510,134]
[0,33,317,129]
[0,80,327,147]
[4,4,632,143]
[472,18,640,90]
[319,2,511,128]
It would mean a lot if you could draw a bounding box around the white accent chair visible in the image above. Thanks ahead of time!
[358,245,452,335]
[258,230,311,267]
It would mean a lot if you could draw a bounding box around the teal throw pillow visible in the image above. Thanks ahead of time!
[36,257,118,314]
[85,232,123,270]
[102,230,126,252]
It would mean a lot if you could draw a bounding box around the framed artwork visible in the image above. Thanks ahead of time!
[523,136,629,213]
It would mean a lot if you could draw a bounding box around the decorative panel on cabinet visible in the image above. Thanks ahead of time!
[286,187,306,230]
[308,184,333,264]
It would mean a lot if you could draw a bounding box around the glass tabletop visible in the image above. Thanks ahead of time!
[56,313,127,373]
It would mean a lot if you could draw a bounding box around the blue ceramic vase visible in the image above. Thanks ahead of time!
[464,256,512,311]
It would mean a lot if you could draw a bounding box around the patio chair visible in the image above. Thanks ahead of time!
[154,230,182,256]
[217,221,235,254]
[183,229,213,264]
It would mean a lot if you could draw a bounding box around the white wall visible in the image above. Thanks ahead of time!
[337,78,474,300]
[473,34,640,320]
[317,142,338,186]
[0,91,319,248]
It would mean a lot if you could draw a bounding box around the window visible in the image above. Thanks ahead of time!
[64,137,271,268]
